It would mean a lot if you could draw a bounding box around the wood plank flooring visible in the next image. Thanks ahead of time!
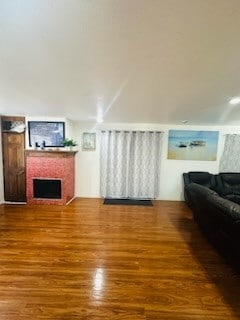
[0,198,240,319]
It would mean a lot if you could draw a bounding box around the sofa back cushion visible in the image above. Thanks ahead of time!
[188,172,214,187]
[219,173,240,192]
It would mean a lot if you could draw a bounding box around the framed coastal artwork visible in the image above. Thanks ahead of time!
[168,130,219,161]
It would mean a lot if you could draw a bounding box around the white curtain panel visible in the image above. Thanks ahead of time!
[220,134,240,172]
[100,130,163,199]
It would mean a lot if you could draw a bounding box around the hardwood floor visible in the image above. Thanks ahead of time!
[0,198,240,319]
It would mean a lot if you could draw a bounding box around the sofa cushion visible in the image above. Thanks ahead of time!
[188,172,213,187]
[219,173,240,194]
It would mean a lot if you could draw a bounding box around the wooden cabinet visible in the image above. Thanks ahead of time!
[1,116,26,202]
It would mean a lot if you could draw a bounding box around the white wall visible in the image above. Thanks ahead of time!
[73,122,100,198]
[72,122,240,201]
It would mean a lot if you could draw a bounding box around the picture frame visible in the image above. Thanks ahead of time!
[168,130,219,161]
[28,121,65,147]
[82,132,96,150]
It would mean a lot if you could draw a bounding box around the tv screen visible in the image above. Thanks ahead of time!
[28,121,65,147]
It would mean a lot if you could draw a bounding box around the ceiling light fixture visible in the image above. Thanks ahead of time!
[229,97,240,105]
[97,117,103,123]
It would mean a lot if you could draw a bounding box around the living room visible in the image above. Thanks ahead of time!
[1,119,240,204]
[1,1,240,319]
[1,1,240,203]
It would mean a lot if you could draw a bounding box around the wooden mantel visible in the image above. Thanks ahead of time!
[25,149,78,158]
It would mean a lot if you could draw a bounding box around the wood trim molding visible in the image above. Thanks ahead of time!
[25,150,78,158]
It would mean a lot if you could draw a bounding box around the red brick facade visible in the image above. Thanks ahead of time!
[26,150,76,205]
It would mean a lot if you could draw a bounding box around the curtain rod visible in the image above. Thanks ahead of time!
[101,130,164,133]
[223,133,240,136]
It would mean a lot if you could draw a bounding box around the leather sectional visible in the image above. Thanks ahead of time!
[183,172,240,268]
[183,171,240,207]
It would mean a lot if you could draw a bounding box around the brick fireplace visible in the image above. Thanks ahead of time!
[26,150,77,205]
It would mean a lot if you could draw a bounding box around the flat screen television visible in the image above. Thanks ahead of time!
[28,121,65,147]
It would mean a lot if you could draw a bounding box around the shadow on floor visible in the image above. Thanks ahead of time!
[171,203,240,318]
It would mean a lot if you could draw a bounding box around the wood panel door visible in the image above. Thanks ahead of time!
[2,132,26,202]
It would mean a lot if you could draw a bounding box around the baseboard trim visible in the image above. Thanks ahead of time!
[4,201,27,205]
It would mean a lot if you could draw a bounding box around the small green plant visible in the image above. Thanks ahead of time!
[63,138,77,147]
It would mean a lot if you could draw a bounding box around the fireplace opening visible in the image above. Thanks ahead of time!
[33,179,61,199]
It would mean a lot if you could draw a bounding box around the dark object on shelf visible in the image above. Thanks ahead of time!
[2,119,25,133]
[2,120,12,131]
[103,198,153,206]
[40,140,46,150]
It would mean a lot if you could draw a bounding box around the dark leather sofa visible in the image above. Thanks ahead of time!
[183,171,240,207]
[185,183,240,266]
[183,171,216,208]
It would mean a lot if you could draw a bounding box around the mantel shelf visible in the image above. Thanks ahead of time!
[25,149,78,158]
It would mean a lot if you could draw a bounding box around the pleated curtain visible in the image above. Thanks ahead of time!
[100,130,163,199]
[220,134,240,172]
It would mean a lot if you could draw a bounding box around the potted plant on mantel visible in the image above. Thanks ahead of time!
[63,138,77,151]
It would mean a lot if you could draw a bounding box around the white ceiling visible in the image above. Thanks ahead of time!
[1,0,240,125]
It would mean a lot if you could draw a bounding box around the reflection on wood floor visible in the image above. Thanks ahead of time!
[0,198,240,319]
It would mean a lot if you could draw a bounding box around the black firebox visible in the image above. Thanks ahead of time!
[33,179,61,199]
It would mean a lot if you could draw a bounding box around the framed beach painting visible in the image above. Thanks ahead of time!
[168,130,219,161]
